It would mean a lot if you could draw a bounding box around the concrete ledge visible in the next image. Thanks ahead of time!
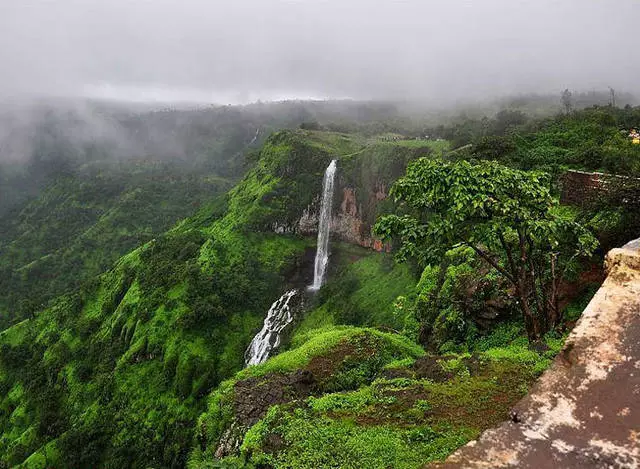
[429,239,640,469]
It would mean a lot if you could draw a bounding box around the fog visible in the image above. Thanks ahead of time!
[1,0,638,104]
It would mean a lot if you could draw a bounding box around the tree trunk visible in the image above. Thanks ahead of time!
[549,254,561,327]
[522,299,541,341]
[516,279,541,341]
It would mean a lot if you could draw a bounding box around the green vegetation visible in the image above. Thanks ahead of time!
[240,410,474,469]
[0,129,436,468]
[294,246,416,338]
[393,138,451,156]
[0,101,636,468]
[0,166,233,329]
[407,247,506,350]
[375,159,597,340]
[0,131,315,468]
[190,324,560,469]
[483,107,640,175]
[436,106,640,175]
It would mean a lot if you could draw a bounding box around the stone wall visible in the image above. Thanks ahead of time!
[560,169,640,207]
[560,170,606,206]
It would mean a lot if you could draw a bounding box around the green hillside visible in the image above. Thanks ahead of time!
[0,104,637,469]
[0,98,448,330]
[0,165,233,329]
[0,130,434,468]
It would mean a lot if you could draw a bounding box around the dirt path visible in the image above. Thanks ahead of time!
[429,239,640,469]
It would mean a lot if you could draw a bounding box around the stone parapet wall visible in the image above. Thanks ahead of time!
[560,169,640,207]
[560,170,606,206]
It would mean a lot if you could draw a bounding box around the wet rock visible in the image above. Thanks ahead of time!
[215,422,243,459]
[295,185,389,251]
[528,340,550,354]
[233,371,318,428]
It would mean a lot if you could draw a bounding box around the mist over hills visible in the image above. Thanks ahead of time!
[2,0,639,105]
[0,73,638,468]
[1,0,640,467]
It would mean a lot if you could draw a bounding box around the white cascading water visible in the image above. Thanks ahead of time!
[244,160,337,366]
[245,289,298,366]
[309,159,337,291]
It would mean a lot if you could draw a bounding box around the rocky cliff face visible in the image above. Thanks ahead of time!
[263,132,432,250]
[297,181,390,251]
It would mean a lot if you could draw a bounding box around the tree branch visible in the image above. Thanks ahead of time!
[497,230,518,282]
[460,238,516,284]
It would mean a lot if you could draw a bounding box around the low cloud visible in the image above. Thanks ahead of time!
[0,0,637,104]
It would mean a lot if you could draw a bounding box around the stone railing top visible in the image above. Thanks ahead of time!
[605,238,640,281]
[621,238,640,252]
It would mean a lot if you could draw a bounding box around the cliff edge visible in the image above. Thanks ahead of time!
[429,239,640,469]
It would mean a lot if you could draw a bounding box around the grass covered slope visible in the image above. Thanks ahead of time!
[0,129,433,468]
[293,244,417,337]
[0,216,306,468]
[0,164,233,329]
[189,241,581,468]
[189,324,562,469]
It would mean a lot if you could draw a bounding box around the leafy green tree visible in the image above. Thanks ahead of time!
[492,110,528,135]
[374,159,598,341]
[472,136,517,161]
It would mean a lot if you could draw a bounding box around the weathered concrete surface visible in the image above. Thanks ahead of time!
[429,240,640,469]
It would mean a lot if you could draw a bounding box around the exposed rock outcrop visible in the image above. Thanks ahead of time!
[214,370,317,458]
[262,132,427,250]
[297,183,390,251]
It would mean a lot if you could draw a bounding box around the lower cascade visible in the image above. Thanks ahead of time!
[244,289,298,366]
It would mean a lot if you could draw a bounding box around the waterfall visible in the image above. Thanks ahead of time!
[249,127,260,145]
[309,160,337,291]
[244,160,337,366]
[245,289,298,366]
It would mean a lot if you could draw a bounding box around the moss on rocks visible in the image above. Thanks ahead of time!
[190,325,556,469]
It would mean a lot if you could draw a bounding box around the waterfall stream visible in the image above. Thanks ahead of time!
[244,160,337,366]
[244,289,298,366]
[309,159,337,291]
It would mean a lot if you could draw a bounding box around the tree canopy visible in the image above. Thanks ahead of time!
[375,159,598,340]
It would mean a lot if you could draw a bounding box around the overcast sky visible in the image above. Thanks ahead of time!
[0,0,638,104]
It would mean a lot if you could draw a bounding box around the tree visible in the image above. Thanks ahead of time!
[472,136,517,161]
[561,89,573,114]
[374,159,597,341]
[299,121,322,131]
[609,87,616,107]
[492,110,528,136]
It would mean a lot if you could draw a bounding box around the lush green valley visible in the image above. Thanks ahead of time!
[0,99,429,329]
[0,165,234,329]
[0,128,434,468]
[0,101,638,469]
